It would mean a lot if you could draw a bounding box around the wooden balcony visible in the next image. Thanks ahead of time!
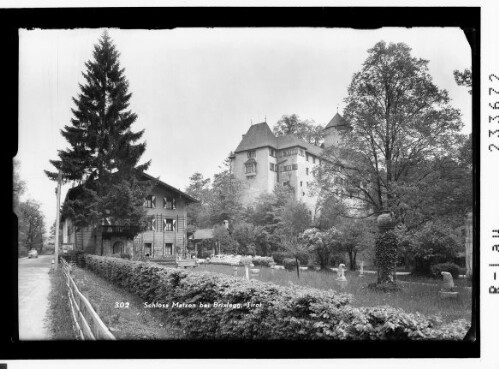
[100,225,143,239]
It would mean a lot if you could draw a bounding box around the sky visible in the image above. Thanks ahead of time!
[17,27,472,228]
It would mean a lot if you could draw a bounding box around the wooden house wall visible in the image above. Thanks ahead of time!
[134,184,188,258]
[62,181,190,259]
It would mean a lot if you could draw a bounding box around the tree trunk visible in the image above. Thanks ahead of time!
[348,251,355,271]
[295,256,300,278]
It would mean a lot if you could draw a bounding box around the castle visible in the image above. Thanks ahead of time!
[229,113,356,218]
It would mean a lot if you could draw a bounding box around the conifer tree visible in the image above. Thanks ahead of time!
[45,31,151,232]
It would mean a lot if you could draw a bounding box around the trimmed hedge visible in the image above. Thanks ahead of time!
[271,252,289,265]
[251,256,274,267]
[69,254,469,340]
[272,251,309,266]
[283,258,298,270]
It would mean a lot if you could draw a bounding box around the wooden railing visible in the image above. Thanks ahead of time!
[61,258,116,340]
[100,225,143,239]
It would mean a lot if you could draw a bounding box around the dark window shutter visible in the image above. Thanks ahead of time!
[152,196,156,208]
[172,198,176,210]
[163,197,167,209]
[152,218,156,231]
[173,219,177,231]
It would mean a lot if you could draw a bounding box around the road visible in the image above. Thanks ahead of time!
[18,254,54,340]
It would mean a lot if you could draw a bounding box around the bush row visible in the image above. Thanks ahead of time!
[251,256,274,267]
[69,254,469,340]
[272,251,309,266]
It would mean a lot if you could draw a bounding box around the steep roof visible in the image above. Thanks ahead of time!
[276,134,323,157]
[234,122,277,153]
[61,171,199,220]
[234,122,323,156]
[139,171,199,204]
[325,113,350,130]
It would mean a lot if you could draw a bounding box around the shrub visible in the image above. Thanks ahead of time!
[271,252,289,265]
[430,262,462,279]
[329,254,346,267]
[274,251,309,267]
[296,251,309,266]
[73,254,469,340]
[252,256,274,267]
[283,258,297,270]
[59,250,85,266]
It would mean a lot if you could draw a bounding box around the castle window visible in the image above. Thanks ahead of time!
[302,192,305,196]
[306,168,309,175]
[270,163,275,171]
[300,181,303,187]
[269,148,276,157]
[292,164,298,170]
[245,163,256,174]
[247,150,256,159]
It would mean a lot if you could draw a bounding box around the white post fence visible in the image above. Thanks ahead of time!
[61,258,116,340]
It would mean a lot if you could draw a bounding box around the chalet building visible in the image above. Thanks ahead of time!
[230,113,366,218]
[61,172,198,259]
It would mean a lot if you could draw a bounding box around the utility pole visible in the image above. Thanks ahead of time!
[54,171,62,268]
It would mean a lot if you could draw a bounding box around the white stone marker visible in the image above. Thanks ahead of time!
[336,264,347,281]
[439,271,459,299]
[250,268,260,280]
[359,261,364,277]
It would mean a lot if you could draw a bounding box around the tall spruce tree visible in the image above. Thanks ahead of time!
[45,31,151,232]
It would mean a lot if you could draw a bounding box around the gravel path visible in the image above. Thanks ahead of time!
[18,254,54,340]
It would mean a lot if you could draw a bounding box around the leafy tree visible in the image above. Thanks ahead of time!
[301,227,342,270]
[280,199,312,236]
[207,157,244,226]
[212,224,239,254]
[273,114,325,146]
[273,114,300,135]
[392,149,472,231]
[453,68,472,94]
[185,172,212,229]
[321,41,463,222]
[13,158,26,216]
[45,32,150,234]
[398,222,461,275]
[337,219,376,270]
[314,195,348,230]
[19,199,46,253]
[231,221,262,255]
[278,232,308,278]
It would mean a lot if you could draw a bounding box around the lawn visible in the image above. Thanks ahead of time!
[47,267,76,339]
[69,265,184,339]
[194,264,472,323]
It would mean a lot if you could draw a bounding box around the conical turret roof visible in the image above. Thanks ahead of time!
[325,113,350,129]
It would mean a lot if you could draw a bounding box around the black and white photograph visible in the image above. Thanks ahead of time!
[14,24,475,343]
[4,6,490,365]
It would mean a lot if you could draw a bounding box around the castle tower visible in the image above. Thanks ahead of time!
[323,112,352,147]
